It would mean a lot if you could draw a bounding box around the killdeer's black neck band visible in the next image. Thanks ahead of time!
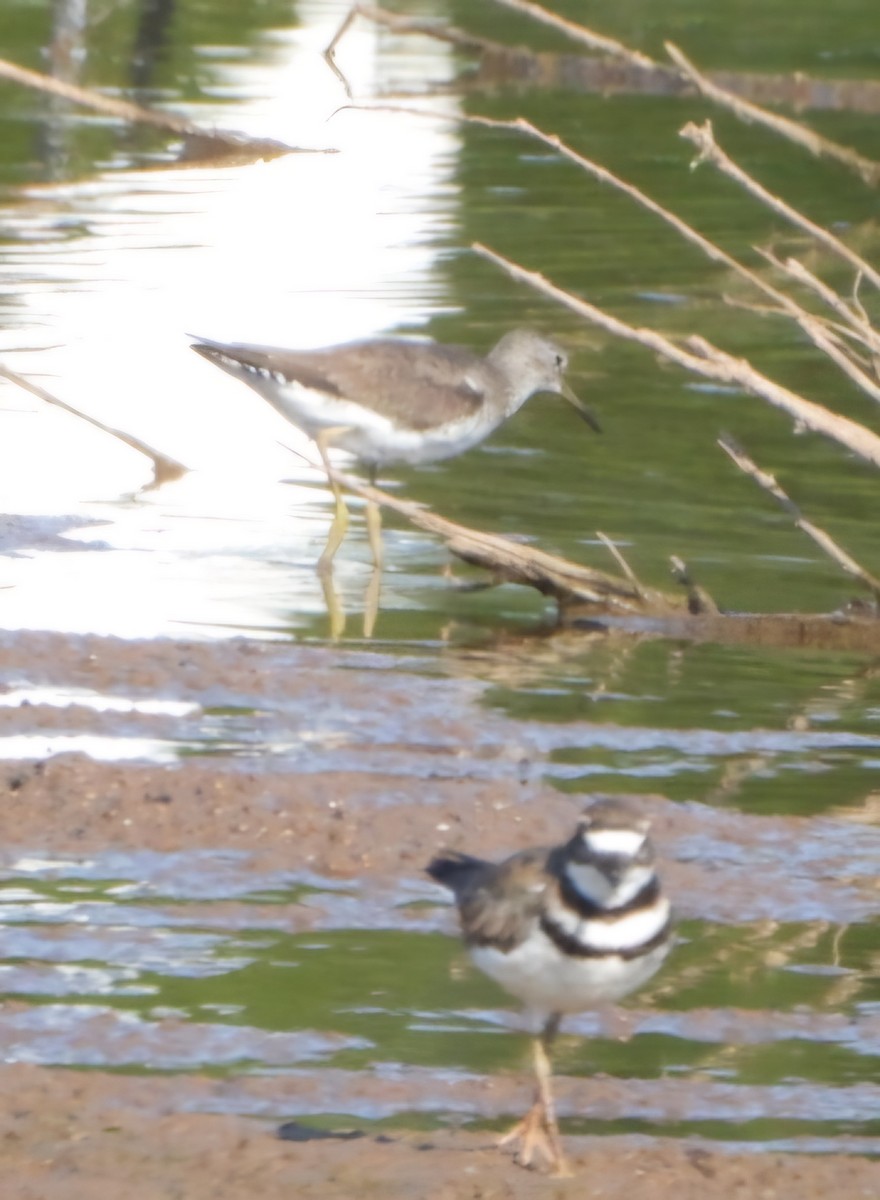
[559,873,661,921]
[539,912,672,961]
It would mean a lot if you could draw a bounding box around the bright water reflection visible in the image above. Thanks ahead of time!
[1,4,461,638]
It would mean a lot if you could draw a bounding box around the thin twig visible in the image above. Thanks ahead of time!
[349,105,880,402]
[0,55,308,160]
[755,248,880,359]
[718,434,880,602]
[0,365,188,488]
[666,42,880,186]
[681,120,880,290]
[490,0,655,68]
[471,242,880,469]
[595,531,643,595]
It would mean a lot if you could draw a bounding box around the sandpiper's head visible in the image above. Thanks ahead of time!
[488,329,600,431]
[563,799,657,908]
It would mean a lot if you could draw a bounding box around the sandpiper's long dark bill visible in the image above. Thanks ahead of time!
[190,329,597,570]
[426,798,672,1177]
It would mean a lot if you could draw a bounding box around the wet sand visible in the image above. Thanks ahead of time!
[3,1060,880,1200]
[0,630,878,1197]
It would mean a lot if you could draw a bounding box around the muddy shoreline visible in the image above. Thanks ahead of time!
[3,1063,879,1200]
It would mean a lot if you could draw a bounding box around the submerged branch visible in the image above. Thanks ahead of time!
[319,463,683,615]
[337,4,880,117]
[314,458,880,651]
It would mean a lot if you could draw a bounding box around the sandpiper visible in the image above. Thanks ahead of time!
[191,329,598,569]
[426,799,672,1177]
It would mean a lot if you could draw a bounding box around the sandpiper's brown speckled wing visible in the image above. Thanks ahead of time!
[427,846,552,953]
[192,337,492,433]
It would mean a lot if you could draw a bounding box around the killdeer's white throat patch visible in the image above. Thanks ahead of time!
[583,827,646,857]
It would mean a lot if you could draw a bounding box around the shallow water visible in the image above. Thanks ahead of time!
[0,0,879,1161]
[0,842,877,1150]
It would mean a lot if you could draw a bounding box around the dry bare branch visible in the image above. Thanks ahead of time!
[681,120,880,290]
[756,249,880,359]
[471,242,880,469]
[718,434,880,601]
[0,365,188,488]
[666,42,880,186]
[490,0,655,68]
[0,55,310,161]
[352,106,880,401]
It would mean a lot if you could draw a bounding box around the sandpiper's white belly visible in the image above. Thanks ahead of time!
[471,931,670,1015]
[265,381,501,466]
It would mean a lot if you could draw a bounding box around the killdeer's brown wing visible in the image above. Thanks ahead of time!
[428,847,552,954]
[193,338,490,432]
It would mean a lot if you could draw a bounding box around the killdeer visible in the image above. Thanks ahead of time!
[426,798,672,1176]
[191,330,598,570]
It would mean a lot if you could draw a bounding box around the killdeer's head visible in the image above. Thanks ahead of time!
[563,800,656,910]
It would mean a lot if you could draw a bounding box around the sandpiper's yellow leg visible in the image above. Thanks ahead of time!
[365,496,383,571]
[317,562,346,641]
[362,469,383,637]
[315,428,352,572]
[363,567,381,639]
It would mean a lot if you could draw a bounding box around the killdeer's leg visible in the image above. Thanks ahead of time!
[498,1015,570,1176]
[314,428,351,571]
[532,1015,570,1177]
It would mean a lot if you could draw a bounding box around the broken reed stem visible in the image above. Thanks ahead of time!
[681,120,880,290]
[756,249,880,359]
[0,365,188,488]
[666,42,880,187]
[595,531,643,595]
[668,555,719,615]
[718,434,880,601]
[471,242,880,470]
